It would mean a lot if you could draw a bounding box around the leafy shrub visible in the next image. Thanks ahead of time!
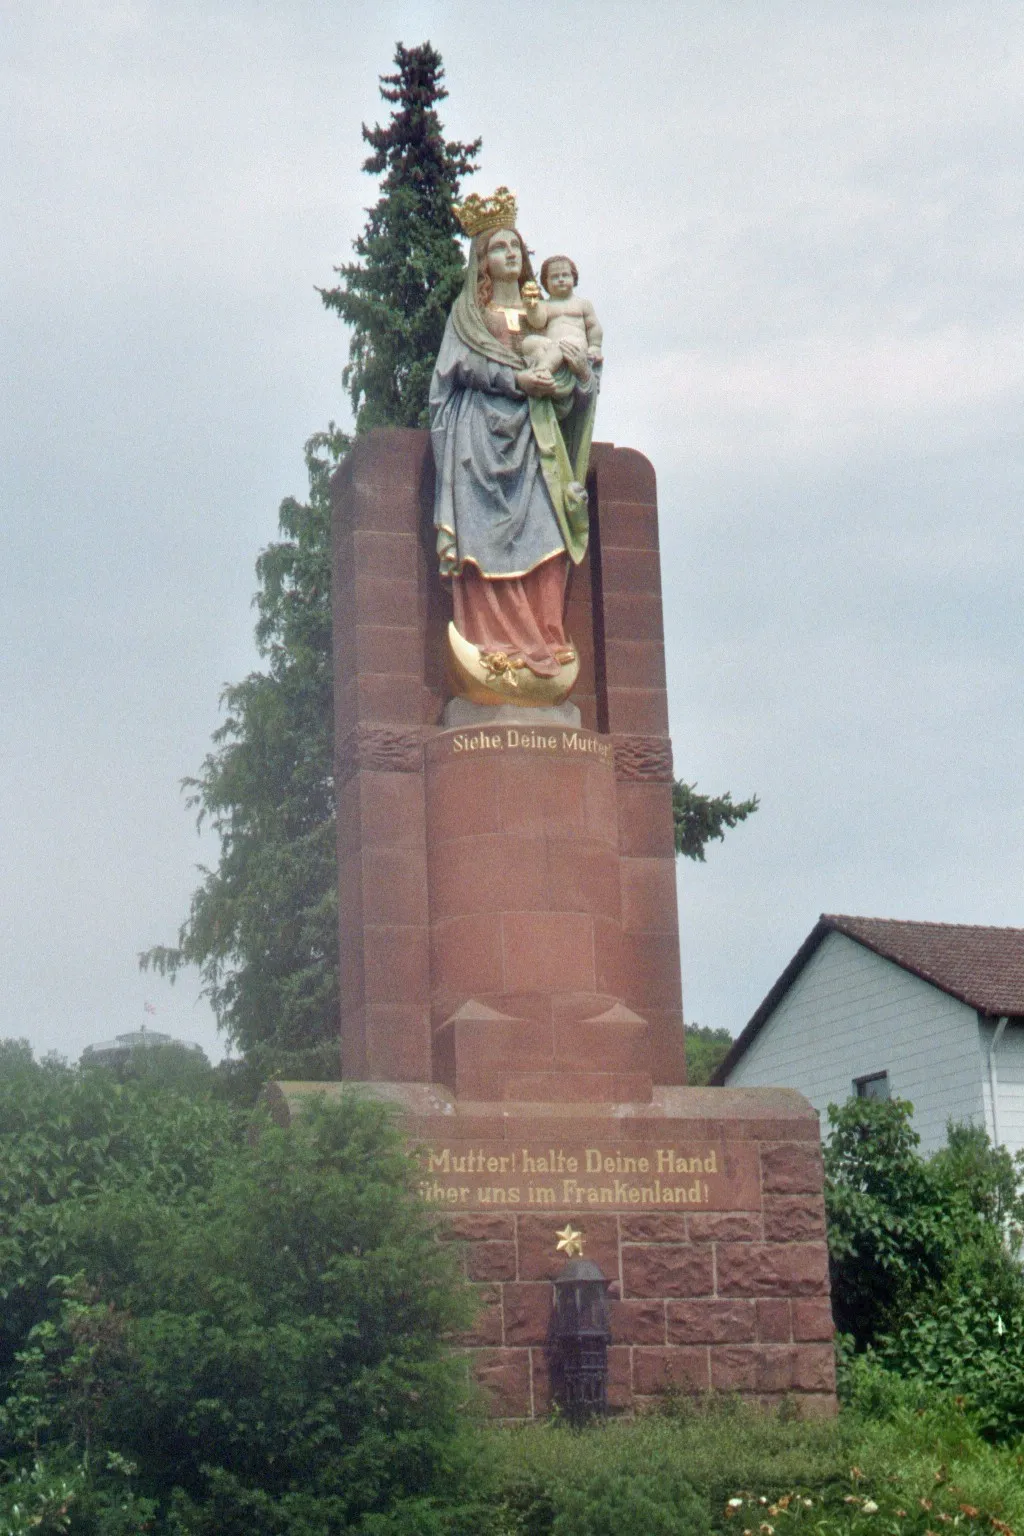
[826,1096,1024,1440]
[1,1045,480,1535]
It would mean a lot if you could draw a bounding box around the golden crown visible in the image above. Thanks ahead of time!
[453,185,518,239]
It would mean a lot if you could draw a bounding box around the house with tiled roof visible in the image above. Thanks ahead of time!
[712,916,1024,1156]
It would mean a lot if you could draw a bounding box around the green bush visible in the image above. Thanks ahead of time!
[0,1044,481,1535]
[825,1097,1024,1441]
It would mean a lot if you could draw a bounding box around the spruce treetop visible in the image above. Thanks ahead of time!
[320,42,480,432]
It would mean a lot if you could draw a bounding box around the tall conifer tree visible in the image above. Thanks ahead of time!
[320,42,480,430]
[142,47,478,1076]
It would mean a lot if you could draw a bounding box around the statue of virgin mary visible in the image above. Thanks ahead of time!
[428,188,598,706]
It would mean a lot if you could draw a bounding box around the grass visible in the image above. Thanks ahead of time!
[471,1395,1024,1535]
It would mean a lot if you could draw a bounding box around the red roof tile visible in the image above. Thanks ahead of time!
[824,914,1024,1015]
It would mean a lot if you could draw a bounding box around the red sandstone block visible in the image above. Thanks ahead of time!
[503,1283,552,1346]
[595,503,659,551]
[363,1003,431,1081]
[497,756,592,840]
[597,447,658,505]
[457,1285,503,1346]
[502,1070,650,1104]
[501,911,597,995]
[517,1214,620,1282]
[761,1143,824,1195]
[429,833,551,921]
[501,1110,646,1144]
[547,841,622,920]
[616,783,675,858]
[354,574,420,627]
[471,1348,533,1418]
[600,547,663,598]
[621,933,683,1011]
[620,858,678,936]
[591,915,625,998]
[633,1346,710,1396]
[335,775,363,857]
[466,1242,517,1283]
[610,1298,666,1344]
[667,1300,756,1345]
[582,763,620,840]
[360,773,428,849]
[620,1213,688,1243]
[686,1212,761,1243]
[431,912,505,998]
[340,1005,368,1080]
[440,1213,516,1242]
[357,672,423,726]
[451,1012,554,1069]
[412,1114,505,1142]
[644,1010,689,1086]
[751,1119,823,1143]
[575,694,599,734]
[622,1246,714,1299]
[360,846,429,927]
[531,1346,552,1415]
[605,686,670,736]
[362,926,429,1005]
[716,1243,830,1298]
[425,756,504,840]
[711,1346,799,1394]
[602,592,664,644]
[763,1196,827,1243]
[608,1345,632,1409]
[355,623,422,678]
[551,1014,649,1075]
[352,528,420,582]
[793,1345,837,1392]
[346,439,428,527]
[792,1299,836,1343]
[755,1300,792,1343]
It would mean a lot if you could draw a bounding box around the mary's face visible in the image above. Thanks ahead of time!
[485,229,523,282]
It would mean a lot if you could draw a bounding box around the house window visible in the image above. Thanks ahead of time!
[854,1071,890,1102]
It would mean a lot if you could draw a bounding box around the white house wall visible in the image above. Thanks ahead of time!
[979,1017,1024,1158]
[726,932,986,1155]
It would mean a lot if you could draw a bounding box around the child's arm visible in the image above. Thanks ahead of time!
[520,281,549,333]
[581,298,603,354]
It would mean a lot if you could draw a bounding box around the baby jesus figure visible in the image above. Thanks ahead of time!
[520,255,604,385]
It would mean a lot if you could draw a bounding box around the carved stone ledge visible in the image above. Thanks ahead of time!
[336,724,424,782]
[612,734,674,782]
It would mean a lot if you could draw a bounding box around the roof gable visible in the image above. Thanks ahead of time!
[711,914,1024,1084]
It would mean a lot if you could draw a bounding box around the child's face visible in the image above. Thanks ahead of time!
[545,260,576,299]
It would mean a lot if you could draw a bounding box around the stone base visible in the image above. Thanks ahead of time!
[266,1082,838,1420]
[441,697,583,729]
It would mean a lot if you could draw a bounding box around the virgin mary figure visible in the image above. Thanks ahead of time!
[429,188,598,705]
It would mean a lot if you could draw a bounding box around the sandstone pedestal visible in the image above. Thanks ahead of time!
[267,1082,836,1419]
[323,429,836,1417]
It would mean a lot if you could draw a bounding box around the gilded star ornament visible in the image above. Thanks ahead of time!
[554,1223,584,1258]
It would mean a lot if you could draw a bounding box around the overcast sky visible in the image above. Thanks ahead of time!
[3,2,1023,1066]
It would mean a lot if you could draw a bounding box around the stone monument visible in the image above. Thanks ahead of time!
[270,188,836,1418]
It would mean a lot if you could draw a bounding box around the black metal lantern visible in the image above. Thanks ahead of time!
[549,1257,612,1423]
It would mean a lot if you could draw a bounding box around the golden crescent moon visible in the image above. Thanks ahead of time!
[446,622,580,708]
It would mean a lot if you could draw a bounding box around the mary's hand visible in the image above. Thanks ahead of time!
[558,338,591,381]
[515,368,558,398]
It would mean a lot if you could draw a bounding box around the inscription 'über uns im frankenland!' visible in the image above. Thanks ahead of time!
[416,1142,755,1213]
